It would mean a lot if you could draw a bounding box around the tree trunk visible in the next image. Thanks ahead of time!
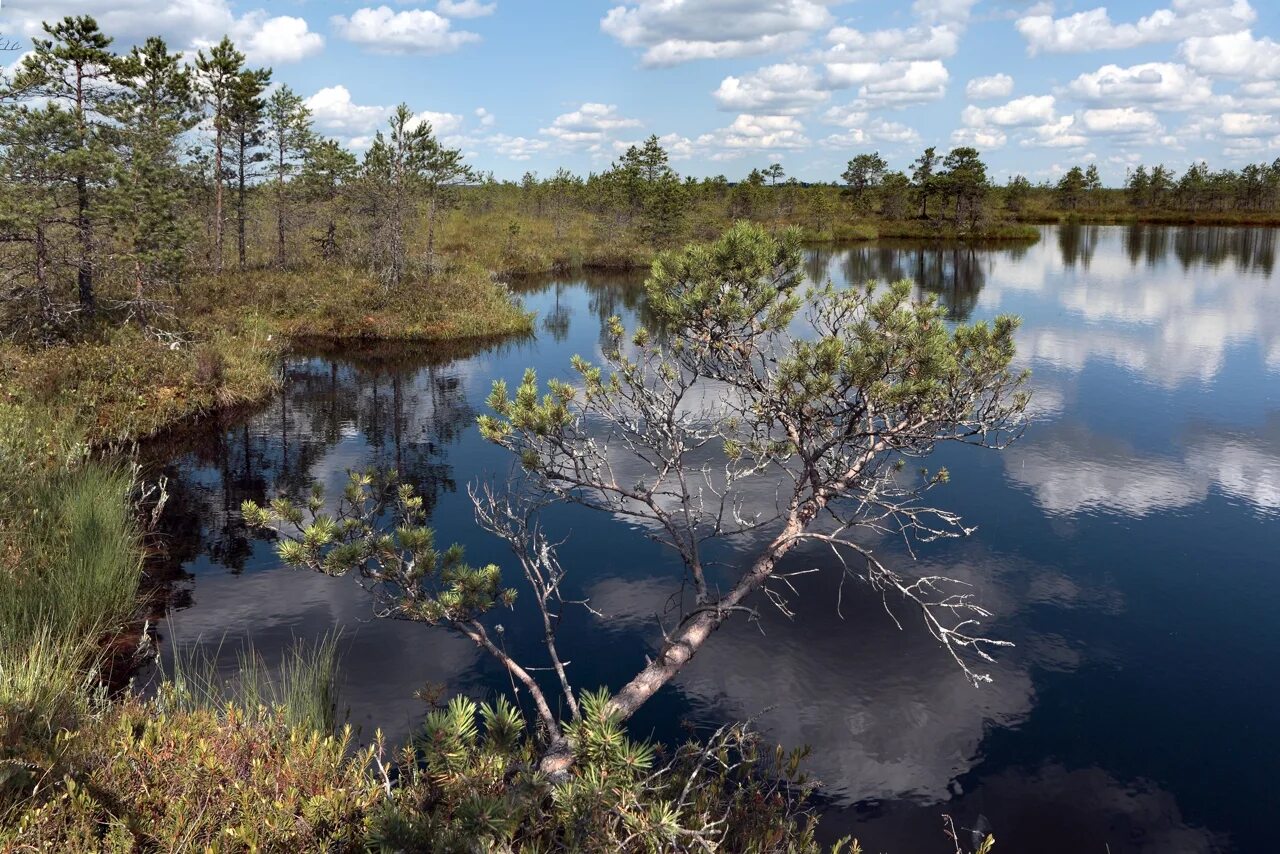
[76,175,93,313]
[604,519,803,721]
[237,134,247,270]
[35,224,52,330]
[276,145,286,267]
[425,192,437,275]
[74,65,94,314]
[214,124,225,274]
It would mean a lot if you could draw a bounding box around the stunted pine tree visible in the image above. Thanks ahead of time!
[13,15,117,314]
[244,223,1029,777]
[106,36,199,323]
[362,104,472,286]
[0,104,78,339]
[842,151,888,211]
[299,137,357,261]
[264,85,313,267]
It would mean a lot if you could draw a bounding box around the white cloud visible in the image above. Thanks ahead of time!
[332,6,481,55]
[304,85,391,134]
[963,94,1057,128]
[713,64,828,115]
[952,127,1008,149]
[436,0,496,18]
[13,0,323,64]
[966,73,1014,100]
[1181,30,1280,80]
[1017,0,1256,54]
[541,103,642,148]
[601,0,833,67]
[406,110,464,137]
[487,134,548,161]
[697,114,810,158]
[231,14,324,64]
[1081,107,1162,135]
[819,112,921,146]
[824,59,949,108]
[475,107,495,127]
[1024,116,1090,148]
[824,23,960,62]
[1067,62,1213,110]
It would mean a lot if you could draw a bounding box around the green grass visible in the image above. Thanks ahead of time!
[0,462,142,746]
[168,633,343,735]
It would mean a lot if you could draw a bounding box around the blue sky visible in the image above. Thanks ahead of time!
[6,1,1280,183]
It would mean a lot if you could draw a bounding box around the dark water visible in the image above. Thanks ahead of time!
[144,224,1280,853]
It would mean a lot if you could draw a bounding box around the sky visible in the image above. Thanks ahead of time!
[4,0,1280,183]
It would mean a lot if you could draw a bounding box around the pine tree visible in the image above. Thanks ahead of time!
[195,37,245,275]
[13,16,117,314]
[106,36,199,323]
[911,146,940,218]
[228,65,271,269]
[264,85,312,267]
[0,104,78,339]
[299,137,357,260]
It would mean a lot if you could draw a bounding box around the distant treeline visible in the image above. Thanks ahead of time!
[5,15,1278,345]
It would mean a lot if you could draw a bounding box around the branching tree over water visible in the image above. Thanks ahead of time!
[244,222,1029,776]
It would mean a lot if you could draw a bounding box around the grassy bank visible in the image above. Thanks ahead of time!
[1,263,531,451]
[1012,206,1280,227]
[791,219,1040,244]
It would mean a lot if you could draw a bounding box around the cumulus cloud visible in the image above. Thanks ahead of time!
[600,0,832,67]
[541,103,642,148]
[1081,107,1162,135]
[436,0,496,17]
[1023,115,1090,148]
[1181,29,1280,80]
[966,73,1014,100]
[333,6,481,55]
[1016,0,1256,55]
[952,127,1008,149]
[230,14,324,64]
[9,0,324,64]
[487,133,549,161]
[824,22,960,63]
[305,85,392,134]
[1067,62,1213,110]
[824,59,950,108]
[820,113,921,147]
[698,113,810,157]
[962,94,1057,128]
[713,63,828,114]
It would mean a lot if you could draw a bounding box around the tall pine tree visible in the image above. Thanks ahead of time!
[264,85,312,267]
[195,37,244,274]
[14,16,117,314]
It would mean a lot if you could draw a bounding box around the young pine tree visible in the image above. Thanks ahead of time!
[0,104,79,339]
[106,36,199,323]
[13,15,117,314]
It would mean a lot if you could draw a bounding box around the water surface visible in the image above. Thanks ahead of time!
[145,224,1280,853]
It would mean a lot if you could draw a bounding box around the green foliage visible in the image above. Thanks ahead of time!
[369,690,844,853]
[242,471,516,625]
[1,700,380,851]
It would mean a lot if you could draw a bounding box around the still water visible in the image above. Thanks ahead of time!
[143,224,1279,853]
